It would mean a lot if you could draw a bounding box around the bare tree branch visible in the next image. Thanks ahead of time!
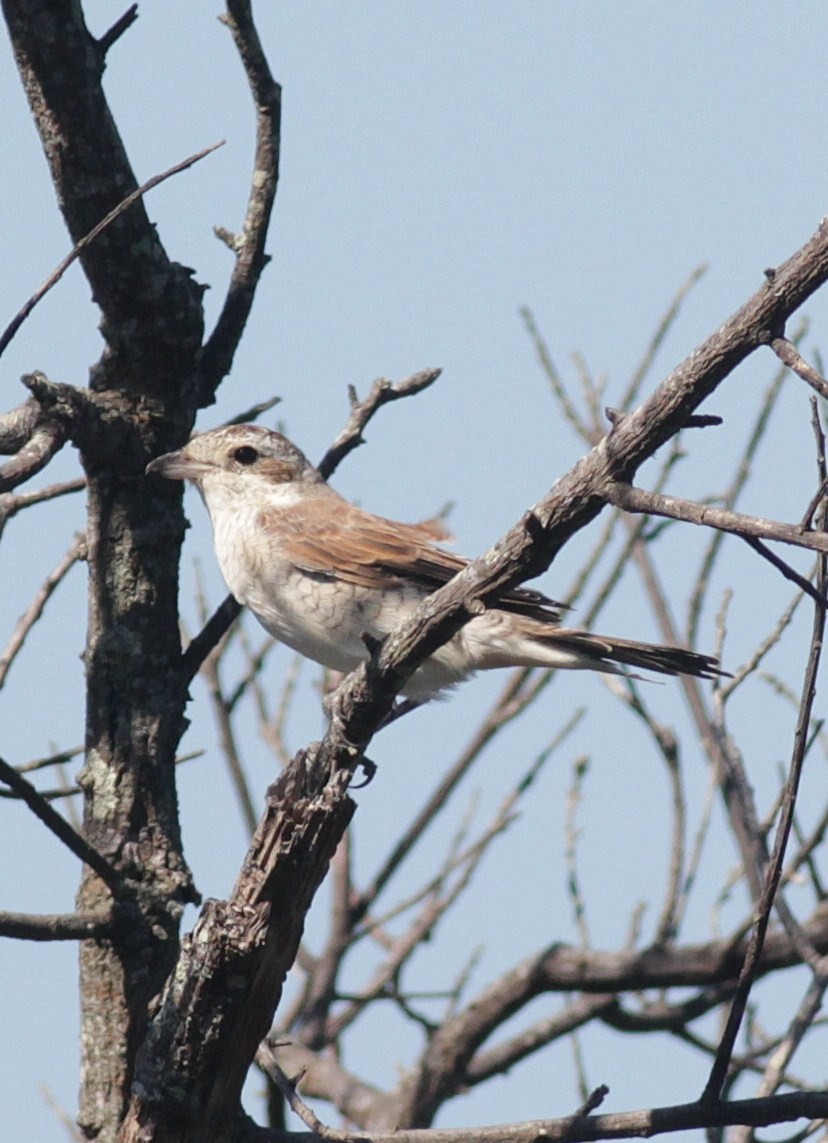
[317,368,443,480]
[605,481,828,559]
[235,1091,828,1143]
[771,334,828,400]
[0,420,69,493]
[0,754,122,897]
[0,908,115,941]
[702,406,827,1103]
[0,142,223,362]
[200,0,281,398]
[0,533,85,688]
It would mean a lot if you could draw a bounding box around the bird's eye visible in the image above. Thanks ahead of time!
[233,446,259,466]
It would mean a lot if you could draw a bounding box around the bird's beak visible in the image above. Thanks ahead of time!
[146,448,211,482]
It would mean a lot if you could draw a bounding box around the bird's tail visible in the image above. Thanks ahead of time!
[527,627,726,679]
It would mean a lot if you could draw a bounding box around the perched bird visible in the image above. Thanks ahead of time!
[147,425,722,702]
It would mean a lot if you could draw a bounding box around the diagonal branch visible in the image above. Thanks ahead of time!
[604,481,828,558]
[771,334,828,400]
[122,219,828,1139]
[0,755,122,897]
[0,142,223,363]
[318,369,443,479]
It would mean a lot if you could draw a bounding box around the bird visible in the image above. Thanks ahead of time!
[146,424,723,703]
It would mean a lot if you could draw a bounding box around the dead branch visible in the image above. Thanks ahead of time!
[234,1091,828,1143]
[0,907,115,941]
[703,407,827,1103]
[0,476,86,539]
[0,142,224,362]
[96,4,138,57]
[318,368,443,479]
[200,1,281,398]
[605,481,828,558]
[0,420,69,493]
[0,533,86,688]
[0,754,122,897]
[771,334,828,400]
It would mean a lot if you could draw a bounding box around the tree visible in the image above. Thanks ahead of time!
[2,4,828,1142]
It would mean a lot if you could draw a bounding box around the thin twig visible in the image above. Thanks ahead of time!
[687,358,789,646]
[0,533,85,689]
[741,538,823,606]
[565,755,592,949]
[702,405,827,1102]
[521,306,591,442]
[221,395,281,428]
[0,755,122,897]
[0,142,224,360]
[606,481,828,558]
[259,1053,351,1142]
[201,1,280,396]
[771,336,828,400]
[318,369,442,479]
[0,477,85,539]
[719,591,804,701]
[620,263,708,412]
[96,4,138,56]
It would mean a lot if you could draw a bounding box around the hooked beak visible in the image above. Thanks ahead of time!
[146,448,211,482]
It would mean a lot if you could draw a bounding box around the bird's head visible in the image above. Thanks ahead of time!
[147,425,321,491]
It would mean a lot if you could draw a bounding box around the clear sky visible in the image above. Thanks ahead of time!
[2,4,828,1140]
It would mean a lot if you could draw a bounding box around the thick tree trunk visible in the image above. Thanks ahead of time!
[3,1,205,1136]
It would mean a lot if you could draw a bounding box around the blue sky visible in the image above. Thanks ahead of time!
[2,4,828,1139]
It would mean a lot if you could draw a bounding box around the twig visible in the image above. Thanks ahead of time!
[0,533,85,689]
[318,369,442,479]
[221,395,281,428]
[719,591,804,700]
[0,142,224,361]
[0,420,69,494]
[702,405,827,1103]
[608,679,685,946]
[260,1054,351,1141]
[742,538,823,606]
[259,650,302,768]
[466,996,616,1086]
[0,908,115,941]
[565,755,592,948]
[687,358,789,646]
[201,646,258,836]
[180,594,243,685]
[193,563,259,835]
[201,1,280,396]
[0,476,85,538]
[752,964,828,1101]
[620,263,708,412]
[771,335,828,400]
[96,4,138,56]
[521,306,591,442]
[226,1091,828,1143]
[0,755,121,897]
[15,745,84,774]
[606,481,828,558]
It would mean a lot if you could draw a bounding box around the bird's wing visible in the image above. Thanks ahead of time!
[262,500,566,618]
